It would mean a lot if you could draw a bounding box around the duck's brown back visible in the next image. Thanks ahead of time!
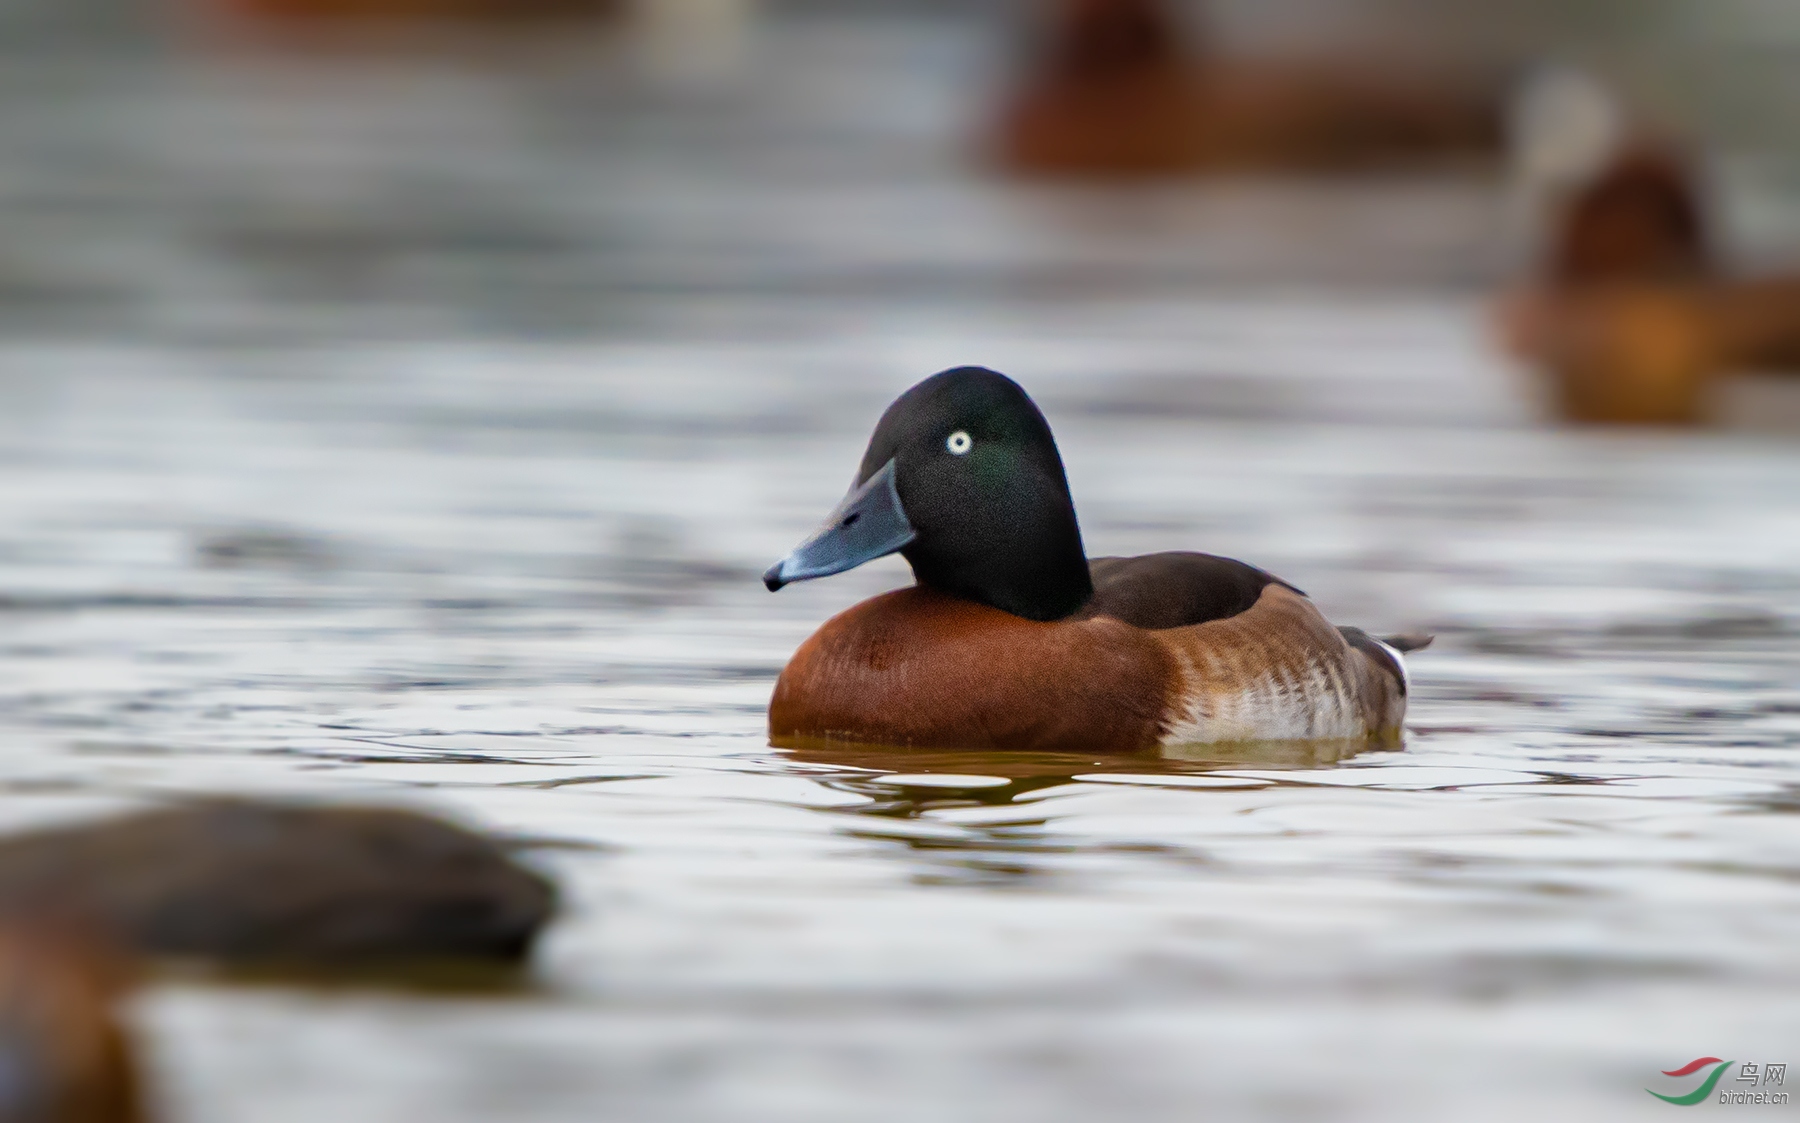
[1083,552,1293,629]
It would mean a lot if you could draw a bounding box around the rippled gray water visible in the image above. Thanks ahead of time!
[0,14,1797,1123]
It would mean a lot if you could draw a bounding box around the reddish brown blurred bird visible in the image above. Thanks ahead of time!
[996,0,1504,176]
[1499,142,1719,424]
[1545,145,1713,286]
[0,926,146,1123]
[195,0,617,34]
[1501,134,1800,424]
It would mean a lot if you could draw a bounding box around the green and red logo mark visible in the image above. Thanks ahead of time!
[1648,1058,1731,1105]
[1652,1059,1790,1105]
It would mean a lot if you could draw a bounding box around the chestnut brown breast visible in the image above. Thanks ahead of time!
[769,586,1175,752]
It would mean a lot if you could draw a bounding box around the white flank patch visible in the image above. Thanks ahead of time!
[1159,658,1369,746]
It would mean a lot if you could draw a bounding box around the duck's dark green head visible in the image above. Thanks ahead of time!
[764,366,1093,621]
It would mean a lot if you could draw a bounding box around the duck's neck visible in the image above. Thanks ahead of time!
[902,512,1093,623]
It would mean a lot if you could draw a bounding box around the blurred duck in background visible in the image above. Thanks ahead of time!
[1501,70,1800,424]
[0,926,146,1123]
[996,0,1505,176]
[195,0,619,36]
[193,0,752,87]
[1540,144,1712,286]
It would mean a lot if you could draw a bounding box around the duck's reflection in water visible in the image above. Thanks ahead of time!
[774,736,1392,883]
[781,734,1386,785]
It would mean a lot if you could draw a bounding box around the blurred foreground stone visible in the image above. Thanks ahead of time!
[0,803,555,967]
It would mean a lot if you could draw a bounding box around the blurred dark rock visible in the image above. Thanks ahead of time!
[0,802,555,967]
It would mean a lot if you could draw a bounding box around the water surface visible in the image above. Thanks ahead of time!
[0,15,1796,1122]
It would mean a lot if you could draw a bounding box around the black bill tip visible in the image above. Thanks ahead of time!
[759,459,914,595]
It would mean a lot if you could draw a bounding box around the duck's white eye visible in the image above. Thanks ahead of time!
[946,430,973,455]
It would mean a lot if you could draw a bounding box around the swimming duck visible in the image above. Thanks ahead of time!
[1500,136,1800,424]
[996,0,1503,176]
[763,367,1428,752]
[1497,142,1718,424]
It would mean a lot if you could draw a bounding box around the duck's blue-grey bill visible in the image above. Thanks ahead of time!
[764,459,915,591]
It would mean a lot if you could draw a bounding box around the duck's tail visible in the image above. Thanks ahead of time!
[1379,632,1434,653]
[1338,626,1429,701]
